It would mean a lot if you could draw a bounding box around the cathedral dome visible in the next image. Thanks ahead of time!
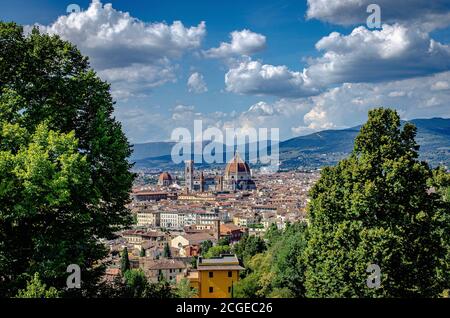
[158,172,173,183]
[225,153,250,176]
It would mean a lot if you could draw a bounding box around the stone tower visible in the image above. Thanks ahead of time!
[200,171,205,192]
[185,160,194,192]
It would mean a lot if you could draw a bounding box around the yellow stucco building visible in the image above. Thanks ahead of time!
[188,254,244,298]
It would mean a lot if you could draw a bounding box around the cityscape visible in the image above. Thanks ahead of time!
[0,0,450,310]
[107,154,319,298]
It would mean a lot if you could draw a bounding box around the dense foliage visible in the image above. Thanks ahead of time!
[232,234,266,266]
[15,273,60,298]
[233,222,307,298]
[100,269,176,299]
[305,108,450,297]
[0,22,134,297]
[203,245,231,258]
[234,108,450,298]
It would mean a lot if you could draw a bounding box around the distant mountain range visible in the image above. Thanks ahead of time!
[131,118,450,171]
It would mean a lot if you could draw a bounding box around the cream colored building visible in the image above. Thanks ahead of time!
[232,213,258,227]
[136,210,160,227]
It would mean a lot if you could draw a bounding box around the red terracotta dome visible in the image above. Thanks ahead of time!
[158,172,173,183]
[225,153,250,176]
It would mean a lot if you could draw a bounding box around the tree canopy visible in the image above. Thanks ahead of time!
[233,222,307,298]
[15,273,60,298]
[233,234,266,266]
[304,108,450,297]
[0,22,134,297]
[234,108,450,298]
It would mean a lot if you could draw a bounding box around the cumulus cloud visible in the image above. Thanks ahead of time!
[431,81,450,91]
[307,24,450,85]
[204,29,266,58]
[306,0,450,31]
[225,24,450,98]
[293,71,450,135]
[225,58,318,97]
[187,72,208,93]
[98,61,177,100]
[116,70,450,143]
[222,70,450,140]
[27,0,206,99]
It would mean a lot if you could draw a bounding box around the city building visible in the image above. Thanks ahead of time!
[122,230,165,248]
[183,153,256,193]
[171,232,218,256]
[136,210,160,227]
[232,213,258,227]
[158,172,174,187]
[132,191,168,202]
[188,254,244,298]
[160,210,185,229]
[223,153,256,191]
[140,258,187,283]
[220,223,245,243]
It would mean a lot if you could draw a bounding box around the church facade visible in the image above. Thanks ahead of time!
[184,153,256,192]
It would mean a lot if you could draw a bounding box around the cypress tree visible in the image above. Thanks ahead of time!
[121,247,130,274]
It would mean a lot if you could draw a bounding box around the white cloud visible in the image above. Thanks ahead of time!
[204,29,266,58]
[116,70,450,143]
[225,58,318,97]
[306,0,450,31]
[225,24,450,98]
[98,61,177,100]
[431,81,450,91]
[222,70,450,140]
[27,0,206,99]
[294,71,450,135]
[388,91,407,97]
[187,72,208,93]
[308,24,450,85]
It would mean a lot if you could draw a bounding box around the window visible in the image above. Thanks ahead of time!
[209,287,214,293]
[228,271,232,278]
[228,287,231,293]
[209,272,214,278]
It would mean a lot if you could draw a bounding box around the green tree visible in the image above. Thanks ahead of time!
[190,256,198,269]
[271,222,308,297]
[233,234,266,266]
[233,251,275,298]
[120,247,130,274]
[146,280,175,299]
[0,122,97,296]
[123,269,149,298]
[233,222,307,298]
[200,240,213,255]
[175,278,197,298]
[218,236,231,246]
[157,270,165,282]
[429,166,450,203]
[15,273,60,298]
[163,243,172,258]
[304,108,450,297]
[204,245,231,258]
[101,269,175,298]
[140,247,146,257]
[0,22,134,297]
[264,223,282,247]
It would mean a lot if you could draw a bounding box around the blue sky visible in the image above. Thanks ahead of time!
[1,0,450,143]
